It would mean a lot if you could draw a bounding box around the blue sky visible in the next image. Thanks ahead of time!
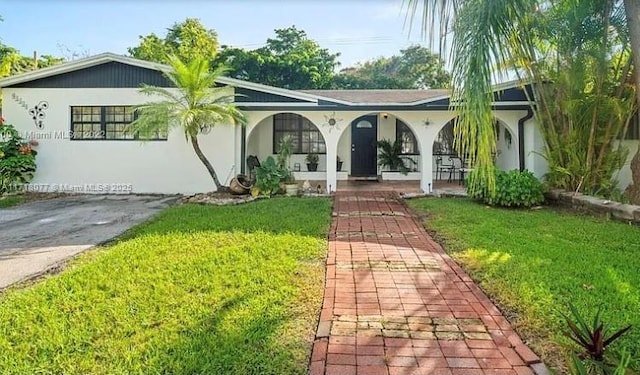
[0,0,437,68]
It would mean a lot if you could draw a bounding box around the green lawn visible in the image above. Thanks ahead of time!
[0,197,332,375]
[0,195,24,208]
[408,198,640,371]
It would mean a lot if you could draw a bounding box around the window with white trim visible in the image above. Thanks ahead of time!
[273,113,326,154]
[396,120,419,155]
[70,106,167,140]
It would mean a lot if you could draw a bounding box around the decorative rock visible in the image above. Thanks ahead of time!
[181,192,264,206]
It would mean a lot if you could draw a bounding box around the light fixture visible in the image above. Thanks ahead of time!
[382,113,389,119]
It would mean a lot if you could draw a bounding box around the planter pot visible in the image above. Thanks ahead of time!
[307,163,318,172]
[337,161,343,171]
[229,174,251,195]
[284,183,298,197]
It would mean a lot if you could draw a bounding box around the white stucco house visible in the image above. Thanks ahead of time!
[0,53,637,194]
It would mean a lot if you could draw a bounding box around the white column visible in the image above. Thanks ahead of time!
[421,143,433,193]
[326,140,338,193]
[234,124,243,175]
[412,118,435,194]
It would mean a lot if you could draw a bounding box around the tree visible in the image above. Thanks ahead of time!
[405,0,640,200]
[0,44,64,107]
[0,44,64,77]
[216,26,340,89]
[130,56,246,191]
[333,45,450,89]
[128,18,219,64]
[525,1,635,195]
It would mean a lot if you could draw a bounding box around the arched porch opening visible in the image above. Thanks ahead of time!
[431,116,520,184]
[336,112,421,178]
[495,119,519,171]
[246,112,327,183]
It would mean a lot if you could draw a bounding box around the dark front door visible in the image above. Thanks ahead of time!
[351,115,378,176]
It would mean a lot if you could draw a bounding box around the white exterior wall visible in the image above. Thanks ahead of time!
[615,140,639,190]
[3,85,554,195]
[337,125,351,175]
[3,88,238,194]
[524,118,548,180]
[495,121,519,171]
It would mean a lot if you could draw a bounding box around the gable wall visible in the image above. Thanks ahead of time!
[7,62,173,88]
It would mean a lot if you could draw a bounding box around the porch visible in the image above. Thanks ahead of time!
[236,85,537,197]
[240,103,529,194]
[337,180,465,195]
[287,179,465,195]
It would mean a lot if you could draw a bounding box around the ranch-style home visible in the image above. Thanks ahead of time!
[0,53,637,194]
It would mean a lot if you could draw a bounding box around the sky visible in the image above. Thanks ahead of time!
[0,0,440,68]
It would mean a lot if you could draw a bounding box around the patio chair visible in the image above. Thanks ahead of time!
[246,155,261,183]
[435,155,457,182]
[459,157,474,185]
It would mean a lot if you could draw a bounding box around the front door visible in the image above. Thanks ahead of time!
[351,115,378,177]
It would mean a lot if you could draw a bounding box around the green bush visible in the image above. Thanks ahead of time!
[255,156,289,196]
[468,169,544,207]
[0,123,37,193]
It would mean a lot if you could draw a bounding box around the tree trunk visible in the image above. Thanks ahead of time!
[190,135,227,192]
[624,0,640,204]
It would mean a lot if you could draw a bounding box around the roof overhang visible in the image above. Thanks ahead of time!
[0,52,336,105]
[0,52,534,109]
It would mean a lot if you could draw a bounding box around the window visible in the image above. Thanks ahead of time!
[626,112,640,140]
[396,120,419,155]
[70,106,167,141]
[434,120,456,154]
[273,113,326,154]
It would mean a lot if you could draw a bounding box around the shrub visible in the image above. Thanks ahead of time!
[254,156,289,196]
[0,123,37,193]
[468,169,544,207]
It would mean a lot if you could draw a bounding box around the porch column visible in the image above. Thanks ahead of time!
[326,141,338,193]
[421,143,434,193]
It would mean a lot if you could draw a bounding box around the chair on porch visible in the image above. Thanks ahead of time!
[246,155,261,183]
[435,155,457,182]
[459,156,474,185]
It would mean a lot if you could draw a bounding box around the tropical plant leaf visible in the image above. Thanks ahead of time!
[603,325,632,347]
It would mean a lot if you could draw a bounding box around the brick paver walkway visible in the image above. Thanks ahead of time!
[310,192,547,375]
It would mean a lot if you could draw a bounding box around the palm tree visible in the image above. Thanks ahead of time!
[404,0,640,195]
[404,0,538,191]
[131,55,246,191]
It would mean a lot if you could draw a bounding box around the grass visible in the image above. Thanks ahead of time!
[407,197,640,372]
[0,197,332,375]
[0,195,24,208]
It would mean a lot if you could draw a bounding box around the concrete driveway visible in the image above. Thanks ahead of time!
[0,195,178,290]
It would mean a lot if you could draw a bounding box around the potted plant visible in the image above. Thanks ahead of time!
[306,152,319,171]
[377,139,410,175]
[277,136,298,196]
[336,155,343,171]
[283,170,298,196]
